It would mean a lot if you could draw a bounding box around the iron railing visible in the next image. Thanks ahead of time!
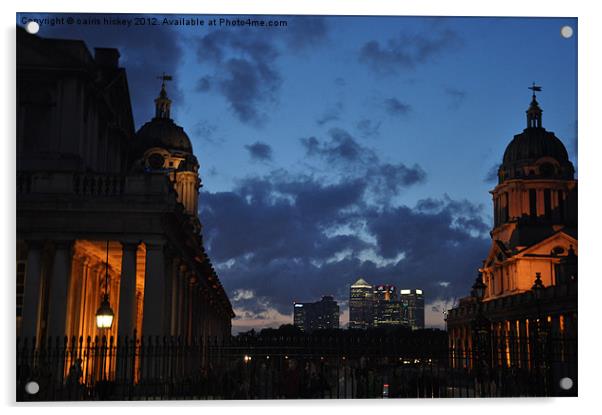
[16,334,577,401]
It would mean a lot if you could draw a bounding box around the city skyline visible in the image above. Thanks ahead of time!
[16,13,578,334]
[293,278,426,330]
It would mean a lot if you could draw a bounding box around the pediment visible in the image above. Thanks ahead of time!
[515,230,577,257]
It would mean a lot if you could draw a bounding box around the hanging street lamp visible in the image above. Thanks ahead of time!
[96,240,115,329]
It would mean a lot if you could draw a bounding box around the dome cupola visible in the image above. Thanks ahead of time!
[497,84,574,184]
[131,75,202,231]
[133,74,193,159]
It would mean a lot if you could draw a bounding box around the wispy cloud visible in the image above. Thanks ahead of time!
[245,141,273,162]
[359,29,462,75]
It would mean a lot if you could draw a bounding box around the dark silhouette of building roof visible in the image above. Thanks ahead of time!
[135,117,193,153]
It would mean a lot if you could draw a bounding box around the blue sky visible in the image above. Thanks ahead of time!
[17,13,578,332]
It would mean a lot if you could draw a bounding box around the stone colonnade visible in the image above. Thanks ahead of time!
[448,312,576,370]
[19,239,230,348]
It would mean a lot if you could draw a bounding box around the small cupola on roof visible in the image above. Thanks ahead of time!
[154,74,172,119]
[134,74,194,158]
[526,83,543,128]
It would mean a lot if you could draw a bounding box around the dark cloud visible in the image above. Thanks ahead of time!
[300,129,426,201]
[445,87,467,109]
[359,29,461,75]
[195,30,281,125]
[192,121,223,146]
[195,18,328,126]
[369,163,427,199]
[484,163,500,183]
[356,119,381,138]
[24,13,184,127]
[245,141,273,162]
[301,128,376,165]
[200,172,489,316]
[196,76,212,92]
[284,16,329,50]
[384,98,412,116]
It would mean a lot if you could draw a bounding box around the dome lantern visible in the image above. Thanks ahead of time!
[154,73,173,119]
[526,83,543,128]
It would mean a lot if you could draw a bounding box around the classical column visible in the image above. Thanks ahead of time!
[170,258,181,336]
[163,253,175,337]
[21,241,44,339]
[46,241,73,338]
[141,241,168,337]
[66,255,87,338]
[186,274,196,343]
[76,258,91,338]
[118,242,138,337]
[177,264,188,338]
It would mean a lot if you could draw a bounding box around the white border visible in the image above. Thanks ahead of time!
[3,0,601,413]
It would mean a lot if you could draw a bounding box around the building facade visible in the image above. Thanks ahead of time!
[293,296,340,332]
[373,285,401,327]
[399,289,425,330]
[16,28,234,353]
[446,89,577,386]
[349,278,425,330]
[348,277,374,329]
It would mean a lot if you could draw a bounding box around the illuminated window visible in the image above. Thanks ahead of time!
[505,321,511,367]
[559,314,565,333]
[515,320,522,367]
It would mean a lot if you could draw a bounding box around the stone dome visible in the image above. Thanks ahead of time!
[135,117,193,154]
[132,78,193,159]
[497,93,575,183]
[502,128,570,165]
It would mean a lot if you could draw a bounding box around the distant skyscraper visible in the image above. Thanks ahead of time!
[349,277,374,329]
[399,289,425,329]
[293,295,339,332]
[373,285,402,327]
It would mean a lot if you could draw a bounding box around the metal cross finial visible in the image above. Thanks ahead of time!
[528,82,542,98]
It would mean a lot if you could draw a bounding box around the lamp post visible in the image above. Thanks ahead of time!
[96,240,115,329]
[471,271,490,396]
[531,272,548,395]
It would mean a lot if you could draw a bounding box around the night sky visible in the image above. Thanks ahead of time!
[17,13,578,332]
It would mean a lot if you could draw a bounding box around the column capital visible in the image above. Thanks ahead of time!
[145,240,166,251]
[25,240,45,251]
[121,241,140,251]
[53,239,74,251]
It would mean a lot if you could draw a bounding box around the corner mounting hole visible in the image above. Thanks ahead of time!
[25,381,40,395]
[25,21,40,34]
[560,25,573,39]
[559,377,573,390]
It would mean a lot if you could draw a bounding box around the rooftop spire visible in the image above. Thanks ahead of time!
[154,73,173,119]
[526,82,543,128]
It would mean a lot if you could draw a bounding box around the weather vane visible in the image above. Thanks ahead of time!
[157,72,172,87]
[528,82,542,98]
